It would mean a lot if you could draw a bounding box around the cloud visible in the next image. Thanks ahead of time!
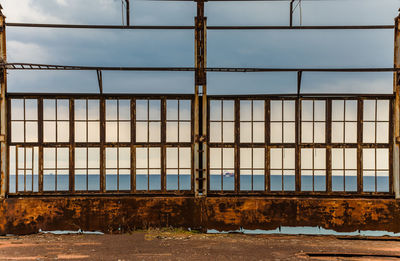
[2,0,399,93]
[7,40,51,63]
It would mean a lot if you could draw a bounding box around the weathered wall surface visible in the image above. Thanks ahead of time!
[0,197,399,235]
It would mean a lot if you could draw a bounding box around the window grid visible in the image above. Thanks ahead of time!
[362,148,390,193]
[11,99,38,143]
[209,147,235,192]
[166,146,192,191]
[301,100,326,144]
[135,147,162,191]
[331,100,358,144]
[166,100,191,143]
[10,146,39,193]
[75,99,100,143]
[136,99,161,143]
[43,147,69,192]
[6,95,392,196]
[43,99,69,143]
[270,148,295,192]
[75,147,100,192]
[270,100,295,144]
[106,99,131,143]
[239,147,265,191]
[363,99,390,144]
[240,100,265,144]
[105,147,131,192]
[331,148,357,192]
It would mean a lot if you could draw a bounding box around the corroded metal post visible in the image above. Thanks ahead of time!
[393,13,400,198]
[194,0,207,197]
[0,6,6,198]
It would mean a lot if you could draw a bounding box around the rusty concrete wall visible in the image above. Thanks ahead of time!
[0,197,400,235]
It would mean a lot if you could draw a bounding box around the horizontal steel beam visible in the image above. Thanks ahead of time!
[3,63,399,72]
[5,23,394,30]
[6,93,394,98]
[6,23,194,30]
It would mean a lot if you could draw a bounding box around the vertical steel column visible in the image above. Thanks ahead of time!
[393,13,400,198]
[194,0,207,197]
[0,7,7,198]
[289,0,295,27]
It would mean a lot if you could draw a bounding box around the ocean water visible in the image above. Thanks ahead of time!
[8,174,389,193]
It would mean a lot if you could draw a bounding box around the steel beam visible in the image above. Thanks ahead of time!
[194,0,207,197]
[0,7,6,198]
[393,13,400,199]
[5,23,394,30]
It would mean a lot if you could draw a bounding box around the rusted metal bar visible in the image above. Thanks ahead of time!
[96,70,103,94]
[125,0,130,27]
[393,13,400,198]
[295,98,301,191]
[5,23,394,30]
[4,63,400,72]
[289,0,294,27]
[194,0,207,197]
[297,71,302,98]
[69,99,75,193]
[234,99,240,193]
[131,98,136,193]
[357,99,363,193]
[161,98,167,192]
[100,98,106,193]
[326,99,332,192]
[38,99,43,193]
[6,93,394,99]
[0,7,6,198]
[5,23,194,30]
[265,99,270,192]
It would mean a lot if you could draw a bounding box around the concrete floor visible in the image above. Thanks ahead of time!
[0,230,400,260]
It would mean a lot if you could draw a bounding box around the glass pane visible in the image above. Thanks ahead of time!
[75,100,86,121]
[270,101,282,121]
[11,99,24,120]
[240,101,251,121]
[332,100,344,121]
[253,100,264,121]
[88,100,100,120]
[149,100,161,120]
[57,100,69,121]
[270,122,282,143]
[136,100,148,121]
[284,100,295,121]
[119,100,130,120]
[345,100,357,121]
[25,99,38,120]
[180,100,191,121]
[106,100,118,120]
[43,99,56,120]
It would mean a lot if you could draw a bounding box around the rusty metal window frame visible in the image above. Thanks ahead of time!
[207,99,236,193]
[206,95,394,197]
[10,99,38,144]
[5,94,393,197]
[74,147,101,192]
[361,98,393,193]
[6,94,195,196]
[8,146,39,194]
[42,146,70,192]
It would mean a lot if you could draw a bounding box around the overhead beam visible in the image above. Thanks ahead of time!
[2,63,399,72]
[5,23,394,30]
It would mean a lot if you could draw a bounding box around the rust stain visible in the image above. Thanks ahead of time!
[0,197,399,235]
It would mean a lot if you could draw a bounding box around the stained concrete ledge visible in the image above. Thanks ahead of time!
[1,197,399,235]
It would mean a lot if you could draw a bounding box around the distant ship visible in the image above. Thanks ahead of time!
[223,171,234,178]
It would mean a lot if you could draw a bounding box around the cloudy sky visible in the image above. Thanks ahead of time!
[2,0,400,94]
